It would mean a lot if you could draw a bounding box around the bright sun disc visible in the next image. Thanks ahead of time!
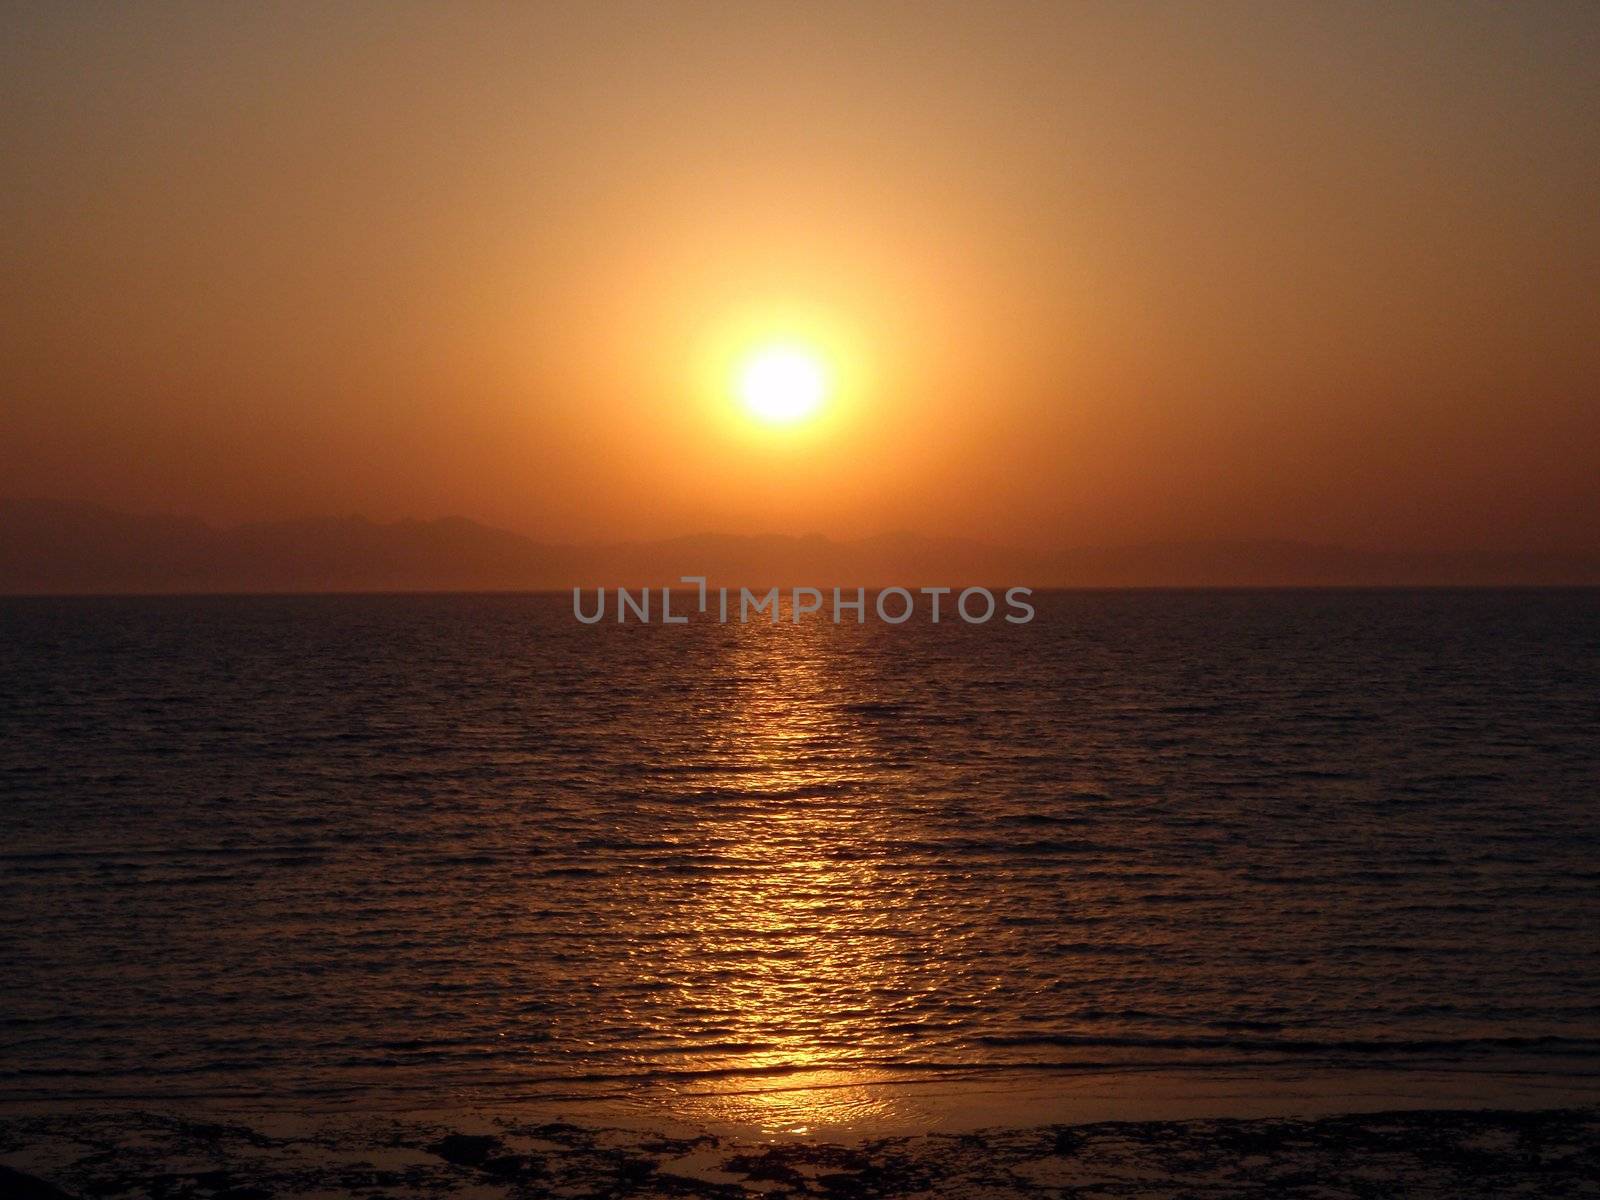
[737,346,827,425]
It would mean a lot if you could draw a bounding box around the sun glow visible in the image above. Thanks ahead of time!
[736,345,829,425]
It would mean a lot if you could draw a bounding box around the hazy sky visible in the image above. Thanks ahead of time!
[3,1,1596,552]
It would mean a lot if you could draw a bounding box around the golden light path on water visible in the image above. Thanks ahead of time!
[636,614,956,1136]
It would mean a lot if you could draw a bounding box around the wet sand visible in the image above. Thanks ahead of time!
[2,1103,1596,1198]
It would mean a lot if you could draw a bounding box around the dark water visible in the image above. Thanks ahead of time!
[2,590,1598,1110]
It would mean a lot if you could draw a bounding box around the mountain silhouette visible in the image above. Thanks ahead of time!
[2,498,1596,593]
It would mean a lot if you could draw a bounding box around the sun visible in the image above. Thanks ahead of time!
[736,345,828,425]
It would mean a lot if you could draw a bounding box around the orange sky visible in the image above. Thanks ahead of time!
[3,2,1597,553]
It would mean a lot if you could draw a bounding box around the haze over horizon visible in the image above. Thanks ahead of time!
[4,2,1598,555]
[4,495,1596,593]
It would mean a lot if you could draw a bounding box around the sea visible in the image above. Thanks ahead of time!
[2,590,1597,1131]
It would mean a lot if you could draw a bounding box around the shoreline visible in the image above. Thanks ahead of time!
[7,1060,1599,1141]
[3,1100,1596,1198]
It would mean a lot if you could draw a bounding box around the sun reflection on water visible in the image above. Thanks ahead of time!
[644,616,944,1135]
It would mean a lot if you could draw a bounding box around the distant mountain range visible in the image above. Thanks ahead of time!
[2,498,1596,593]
